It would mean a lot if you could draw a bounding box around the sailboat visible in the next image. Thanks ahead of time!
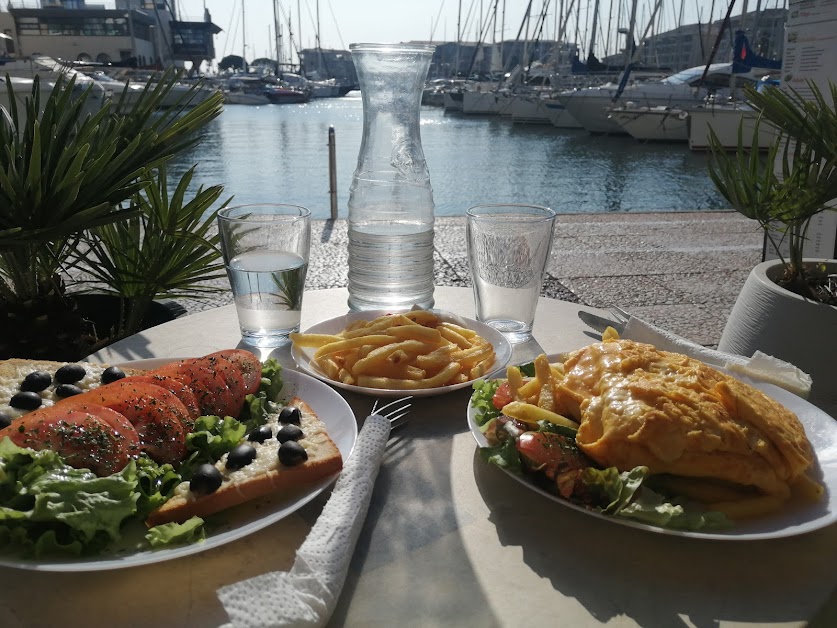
[222,0,271,105]
[558,25,782,135]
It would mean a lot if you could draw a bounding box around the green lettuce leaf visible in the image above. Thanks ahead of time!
[581,466,732,531]
[0,438,140,556]
[146,516,205,548]
[241,358,285,429]
[470,379,501,426]
[134,456,182,517]
[479,436,522,474]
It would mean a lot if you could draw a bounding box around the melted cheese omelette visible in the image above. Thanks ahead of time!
[555,339,817,501]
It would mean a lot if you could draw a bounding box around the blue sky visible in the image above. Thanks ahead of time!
[170,0,759,66]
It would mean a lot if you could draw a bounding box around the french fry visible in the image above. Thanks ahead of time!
[403,310,440,326]
[351,340,434,376]
[506,365,525,399]
[288,332,342,348]
[341,314,413,338]
[437,322,477,339]
[501,401,580,429]
[357,361,462,390]
[290,309,496,390]
[438,325,471,349]
[314,356,341,380]
[313,334,394,359]
[517,378,541,400]
[386,324,443,343]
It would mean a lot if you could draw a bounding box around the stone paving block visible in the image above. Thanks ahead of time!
[560,275,679,307]
[651,270,751,306]
[549,250,760,278]
[619,303,732,347]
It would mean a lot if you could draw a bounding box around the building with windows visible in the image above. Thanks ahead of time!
[0,0,220,71]
[608,8,786,72]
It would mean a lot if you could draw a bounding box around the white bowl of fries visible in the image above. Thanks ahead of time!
[290,309,513,397]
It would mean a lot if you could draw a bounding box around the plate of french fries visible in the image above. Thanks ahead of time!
[289,309,512,397]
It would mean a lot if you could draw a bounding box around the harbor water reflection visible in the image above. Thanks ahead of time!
[169,92,728,219]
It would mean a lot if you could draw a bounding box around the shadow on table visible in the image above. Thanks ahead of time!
[330,389,503,626]
[472,451,837,627]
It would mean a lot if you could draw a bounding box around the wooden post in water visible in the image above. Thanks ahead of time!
[328,126,337,219]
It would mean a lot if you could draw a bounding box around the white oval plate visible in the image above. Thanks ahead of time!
[291,309,513,398]
[0,359,358,572]
[467,356,837,540]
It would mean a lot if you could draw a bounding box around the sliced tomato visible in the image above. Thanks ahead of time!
[516,431,590,475]
[492,381,513,410]
[209,349,262,395]
[190,355,247,418]
[120,375,200,430]
[58,380,188,465]
[1,409,134,476]
[151,360,233,419]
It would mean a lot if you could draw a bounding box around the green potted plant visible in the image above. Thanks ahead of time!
[0,70,226,361]
[707,80,837,412]
[67,164,230,348]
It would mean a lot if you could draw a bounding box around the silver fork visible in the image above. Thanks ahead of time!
[608,306,631,325]
[371,396,412,431]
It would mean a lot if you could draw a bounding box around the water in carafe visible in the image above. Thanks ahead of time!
[347,43,436,311]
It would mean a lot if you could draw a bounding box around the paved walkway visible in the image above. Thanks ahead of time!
[183,210,763,348]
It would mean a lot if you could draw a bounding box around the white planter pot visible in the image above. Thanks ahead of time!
[718,259,837,414]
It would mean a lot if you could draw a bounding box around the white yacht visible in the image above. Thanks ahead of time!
[557,62,765,135]
[609,105,689,142]
[687,103,778,151]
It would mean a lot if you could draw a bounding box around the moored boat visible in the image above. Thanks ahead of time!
[687,103,778,151]
[609,105,689,142]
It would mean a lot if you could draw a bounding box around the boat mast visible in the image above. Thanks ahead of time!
[274,0,283,71]
[241,0,247,73]
[587,0,600,62]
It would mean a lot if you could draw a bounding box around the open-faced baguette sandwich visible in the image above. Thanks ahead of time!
[0,350,343,556]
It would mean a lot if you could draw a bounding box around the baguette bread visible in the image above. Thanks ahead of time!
[146,397,343,526]
[0,358,146,417]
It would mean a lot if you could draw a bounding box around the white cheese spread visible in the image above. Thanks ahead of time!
[173,402,331,499]
[0,362,109,419]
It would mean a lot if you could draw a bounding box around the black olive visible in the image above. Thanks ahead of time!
[21,370,52,392]
[55,384,84,398]
[276,424,304,443]
[0,412,12,429]
[101,366,126,385]
[278,441,308,466]
[189,464,223,495]
[248,425,273,443]
[55,364,86,385]
[226,444,258,470]
[10,391,42,411]
[279,406,301,425]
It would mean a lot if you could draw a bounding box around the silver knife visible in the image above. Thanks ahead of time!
[577,310,626,335]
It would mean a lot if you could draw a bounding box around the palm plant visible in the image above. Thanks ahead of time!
[69,165,230,343]
[0,70,224,359]
[707,80,837,302]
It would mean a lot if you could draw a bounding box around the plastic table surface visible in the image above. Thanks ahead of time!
[1,287,835,628]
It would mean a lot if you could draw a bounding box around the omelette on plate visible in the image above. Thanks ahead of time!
[556,339,817,504]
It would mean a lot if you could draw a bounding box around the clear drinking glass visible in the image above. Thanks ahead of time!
[466,204,557,343]
[217,204,311,347]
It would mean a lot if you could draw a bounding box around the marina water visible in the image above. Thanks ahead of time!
[169,93,729,220]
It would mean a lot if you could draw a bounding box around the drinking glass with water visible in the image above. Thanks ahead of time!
[466,204,557,344]
[217,204,311,347]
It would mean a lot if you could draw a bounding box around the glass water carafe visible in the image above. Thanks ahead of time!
[347,43,436,312]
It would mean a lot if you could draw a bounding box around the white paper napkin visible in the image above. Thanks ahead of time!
[217,413,391,628]
[622,316,813,399]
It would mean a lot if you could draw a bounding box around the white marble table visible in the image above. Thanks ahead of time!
[1,287,835,628]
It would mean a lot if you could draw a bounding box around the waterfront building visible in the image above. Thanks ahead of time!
[298,47,357,87]
[605,8,786,72]
[0,0,220,71]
